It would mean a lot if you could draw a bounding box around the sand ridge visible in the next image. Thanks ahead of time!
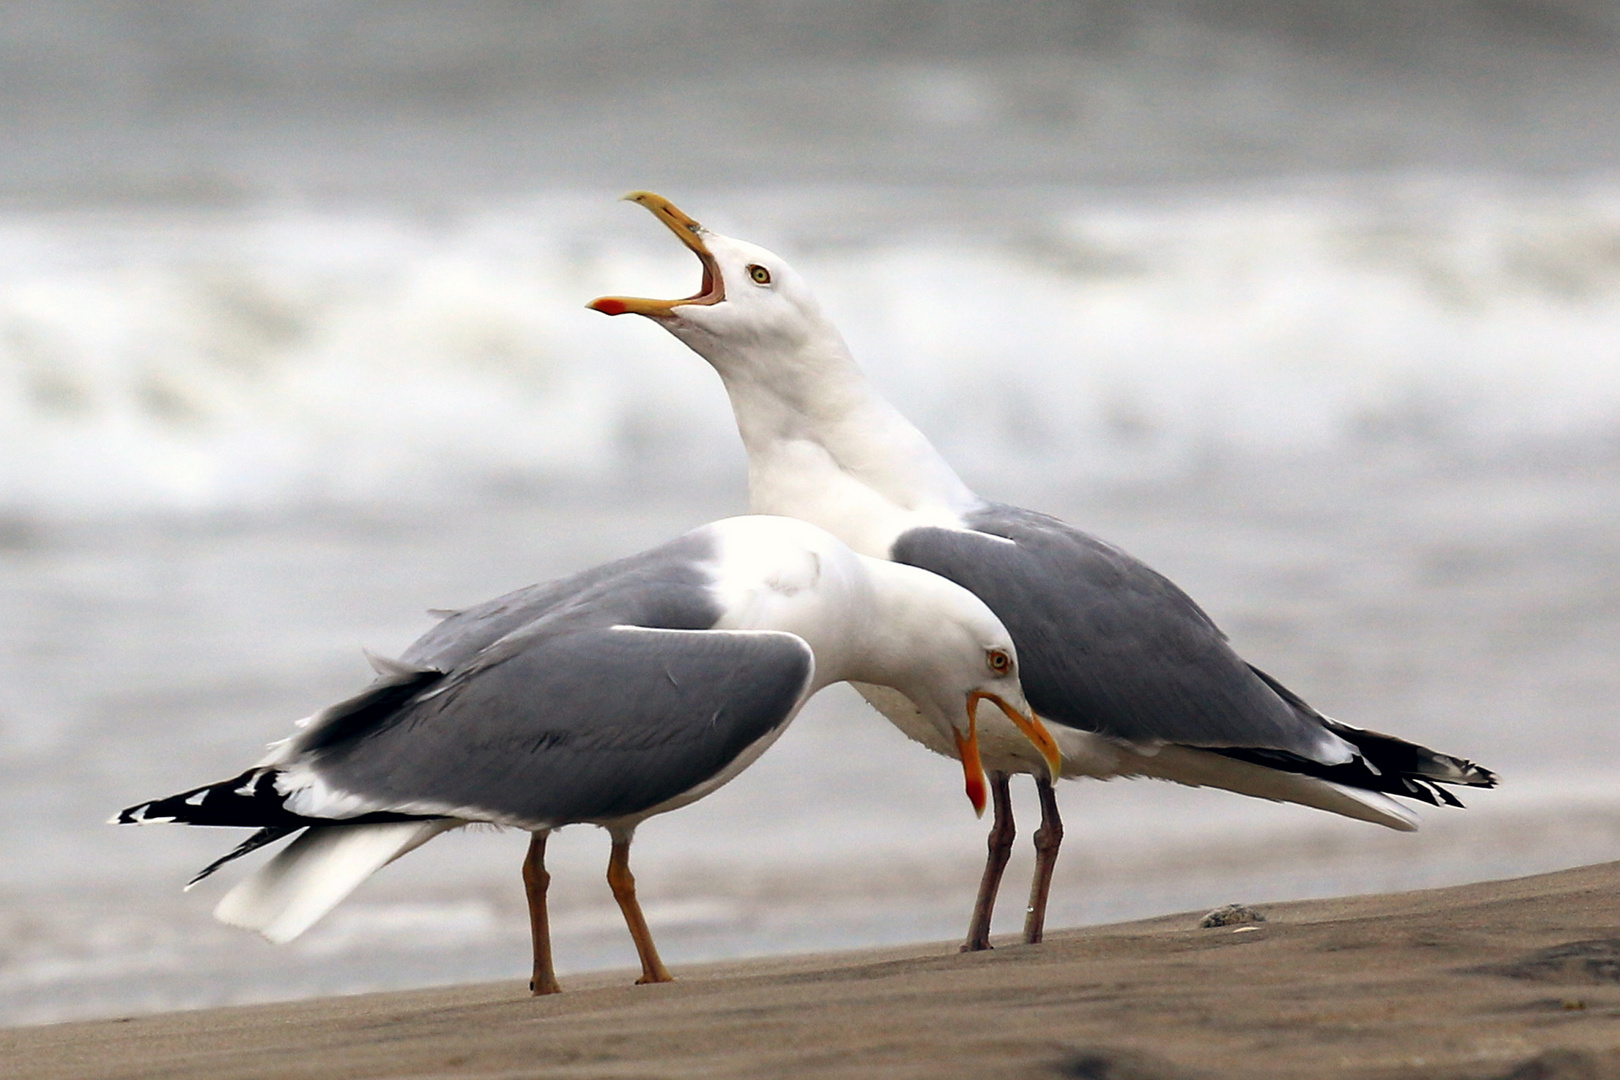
[7,861,1620,1079]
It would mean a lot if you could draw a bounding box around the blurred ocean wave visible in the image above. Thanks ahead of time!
[2,179,1618,520]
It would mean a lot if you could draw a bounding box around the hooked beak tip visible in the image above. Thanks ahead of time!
[619,190,705,231]
[953,724,987,817]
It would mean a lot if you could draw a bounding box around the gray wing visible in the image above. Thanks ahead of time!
[303,625,814,826]
[289,528,727,761]
[891,503,1338,759]
[400,530,722,672]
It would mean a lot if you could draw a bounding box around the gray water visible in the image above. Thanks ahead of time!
[2,1,1619,1028]
[5,456,1617,1026]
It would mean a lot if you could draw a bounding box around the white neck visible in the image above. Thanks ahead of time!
[847,556,1050,771]
[685,319,979,558]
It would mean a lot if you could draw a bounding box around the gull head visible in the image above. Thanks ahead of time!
[857,559,1061,815]
[588,191,835,364]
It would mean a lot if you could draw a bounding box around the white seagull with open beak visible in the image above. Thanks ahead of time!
[590,192,1497,951]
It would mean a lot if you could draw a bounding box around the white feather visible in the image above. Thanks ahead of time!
[1121,744,1420,832]
[214,820,458,943]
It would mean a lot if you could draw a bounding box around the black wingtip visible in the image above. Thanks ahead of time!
[1248,665,1500,798]
[185,825,301,889]
[114,769,289,829]
[1422,752,1498,791]
[112,803,153,825]
[1433,784,1465,808]
[1211,718,1499,810]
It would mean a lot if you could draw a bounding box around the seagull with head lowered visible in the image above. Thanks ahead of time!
[116,515,1056,993]
[589,192,1498,951]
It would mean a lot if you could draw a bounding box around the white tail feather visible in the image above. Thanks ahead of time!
[214,820,458,943]
[1128,745,1421,832]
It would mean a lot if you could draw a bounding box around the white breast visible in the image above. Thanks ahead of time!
[853,681,1065,778]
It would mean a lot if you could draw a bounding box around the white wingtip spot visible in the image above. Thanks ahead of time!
[184,791,208,806]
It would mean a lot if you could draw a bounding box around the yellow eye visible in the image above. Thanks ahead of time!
[747,264,772,285]
[987,648,1012,676]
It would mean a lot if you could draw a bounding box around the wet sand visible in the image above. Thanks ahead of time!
[7,862,1620,1079]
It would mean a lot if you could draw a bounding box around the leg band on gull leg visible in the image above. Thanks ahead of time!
[524,830,561,995]
[962,772,1015,952]
[607,829,673,985]
[1023,777,1063,945]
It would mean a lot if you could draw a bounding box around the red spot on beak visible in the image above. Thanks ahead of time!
[953,725,988,818]
[963,767,987,817]
[589,298,629,316]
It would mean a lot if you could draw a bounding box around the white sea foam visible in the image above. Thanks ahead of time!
[2,180,1617,519]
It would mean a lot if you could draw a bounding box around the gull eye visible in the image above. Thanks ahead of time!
[747,264,772,286]
[986,648,1013,676]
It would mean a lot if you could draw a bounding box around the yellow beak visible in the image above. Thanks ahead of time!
[967,691,1063,783]
[587,191,724,317]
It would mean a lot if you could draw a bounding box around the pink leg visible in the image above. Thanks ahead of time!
[961,772,1015,952]
[524,831,561,995]
[1023,777,1063,945]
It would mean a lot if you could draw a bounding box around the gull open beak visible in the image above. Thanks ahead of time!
[587,192,724,318]
[968,691,1063,784]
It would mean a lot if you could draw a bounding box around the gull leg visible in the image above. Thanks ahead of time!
[1023,776,1063,945]
[606,828,673,985]
[523,830,561,995]
[961,771,1015,952]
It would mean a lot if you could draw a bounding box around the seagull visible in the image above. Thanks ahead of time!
[115,514,1057,994]
[588,192,1498,951]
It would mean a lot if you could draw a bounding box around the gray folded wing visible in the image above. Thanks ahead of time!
[400,530,721,672]
[302,625,814,826]
[892,503,1341,760]
[289,529,728,764]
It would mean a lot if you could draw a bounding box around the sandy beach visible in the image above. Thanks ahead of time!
[6,861,1620,1080]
